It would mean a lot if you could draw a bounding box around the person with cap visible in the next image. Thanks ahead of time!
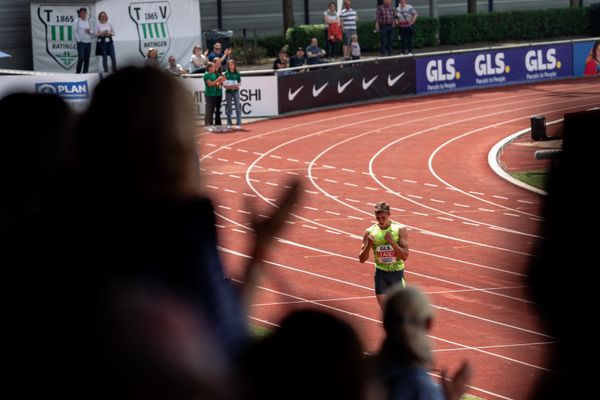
[74,7,94,73]
[358,202,409,311]
[289,47,307,71]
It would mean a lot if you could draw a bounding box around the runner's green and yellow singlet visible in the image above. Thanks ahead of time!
[367,221,405,272]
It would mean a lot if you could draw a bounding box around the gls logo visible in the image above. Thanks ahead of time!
[426,58,460,82]
[525,48,561,72]
[474,53,510,76]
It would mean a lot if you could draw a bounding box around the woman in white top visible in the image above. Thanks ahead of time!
[323,2,341,60]
[95,11,117,73]
[189,44,208,74]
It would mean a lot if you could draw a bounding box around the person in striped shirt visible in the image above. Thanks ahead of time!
[340,0,359,61]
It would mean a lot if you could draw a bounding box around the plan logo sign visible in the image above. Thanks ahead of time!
[35,81,90,100]
[129,1,171,62]
[37,5,81,70]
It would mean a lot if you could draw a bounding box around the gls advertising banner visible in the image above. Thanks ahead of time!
[278,58,415,114]
[181,75,278,118]
[416,44,573,94]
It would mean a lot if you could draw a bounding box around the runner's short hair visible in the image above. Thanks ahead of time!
[374,202,390,213]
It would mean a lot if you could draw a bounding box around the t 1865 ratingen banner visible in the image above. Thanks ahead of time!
[416,43,573,94]
[278,58,415,114]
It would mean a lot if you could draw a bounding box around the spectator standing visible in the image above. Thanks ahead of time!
[375,0,396,57]
[165,55,187,77]
[203,62,225,132]
[351,33,361,60]
[379,286,472,400]
[396,0,418,55]
[95,11,117,73]
[223,59,242,130]
[189,44,208,74]
[339,0,359,61]
[289,47,307,71]
[144,48,160,68]
[208,42,231,72]
[212,59,224,129]
[584,40,600,75]
[306,38,327,65]
[74,7,93,73]
[323,2,341,60]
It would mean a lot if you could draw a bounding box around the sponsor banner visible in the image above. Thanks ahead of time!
[416,44,573,94]
[181,75,279,118]
[31,1,200,72]
[573,40,600,77]
[277,58,415,114]
[0,73,100,111]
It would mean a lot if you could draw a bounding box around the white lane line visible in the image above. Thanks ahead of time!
[265,181,279,186]
[222,146,232,150]
[347,215,364,220]
[211,170,224,175]
[425,183,439,187]
[478,208,495,212]
[304,206,319,211]
[413,212,429,216]
[493,195,509,200]
[215,224,225,228]
[270,155,282,159]
[302,224,318,230]
[248,315,280,328]
[344,182,358,187]
[437,216,454,221]
[462,221,481,227]
[218,205,231,210]
[383,175,396,179]
[217,158,229,162]
[287,158,299,162]
[323,164,335,169]
[364,186,379,191]
[205,143,216,147]
[362,171,370,176]
[431,198,445,203]
[224,189,237,193]
[221,248,552,374]
[407,194,423,199]
[391,207,405,212]
[232,228,246,234]
[229,174,241,179]
[342,168,356,173]
[236,148,248,153]
[242,193,256,197]
[286,171,300,175]
[233,161,245,166]
[248,178,259,182]
[252,151,264,155]
[503,212,520,217]
[325,178,338,183]
[268,168,280,172]
[326,229,341,235]
[453,203,470,208]
[237,209,251,214]
[403,179,417,183]
[326,210,341,216]
[258,214,271,219]
[305,190,319,194]
[284,220,295,224]
[206,185,219,190]
[434,340,557,353]
[529,217,544,222]
[346,198,360,203]
[517,199,534,204]
[469,191,484,195]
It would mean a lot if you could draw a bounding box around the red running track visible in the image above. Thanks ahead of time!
[196,77,600,400]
